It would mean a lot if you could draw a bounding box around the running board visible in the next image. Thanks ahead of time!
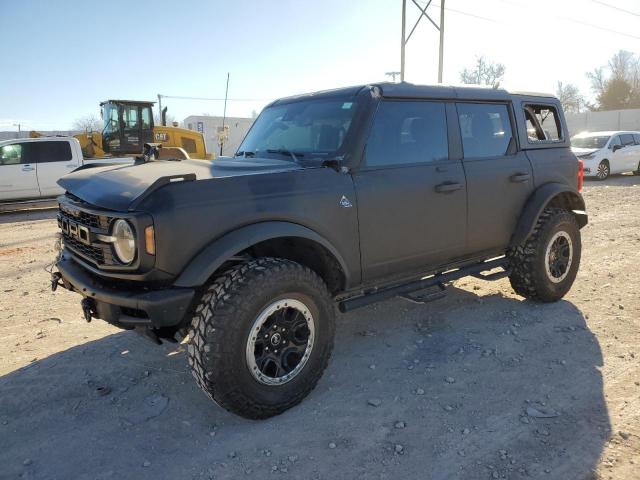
[338,257,508,313]
[399,282,447,305]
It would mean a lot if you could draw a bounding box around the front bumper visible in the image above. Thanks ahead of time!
[56,254,195,329]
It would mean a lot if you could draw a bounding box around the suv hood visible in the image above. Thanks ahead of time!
[58,158,303,211]
[571,147,599,156]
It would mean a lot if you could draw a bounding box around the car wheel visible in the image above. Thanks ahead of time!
[508,208,581,302]
[187,257,335,419]
[596,160,610,180]
[633,161,640,176]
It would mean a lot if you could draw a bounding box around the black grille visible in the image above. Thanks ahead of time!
[58,201,116,267]
[63,235,106,265]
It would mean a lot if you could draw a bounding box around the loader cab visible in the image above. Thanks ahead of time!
[100,100,154,155]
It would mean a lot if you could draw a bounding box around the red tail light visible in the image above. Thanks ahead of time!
[577,159,584,192]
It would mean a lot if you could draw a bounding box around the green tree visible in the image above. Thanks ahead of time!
[586,50,640,110]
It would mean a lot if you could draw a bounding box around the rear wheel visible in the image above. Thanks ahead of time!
[596,160,610,180]
[187,257,335,419]
[508,208,581,302]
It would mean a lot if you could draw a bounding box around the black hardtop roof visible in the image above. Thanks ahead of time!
[269,82,557,105]
[99,99,156,106]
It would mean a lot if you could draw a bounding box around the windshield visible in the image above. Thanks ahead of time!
[236,97,358,161]
[571,135,610,149]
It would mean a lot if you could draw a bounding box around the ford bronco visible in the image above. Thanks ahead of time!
[52,83,587,419]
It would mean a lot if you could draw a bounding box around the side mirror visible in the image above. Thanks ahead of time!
[612,144,623,152]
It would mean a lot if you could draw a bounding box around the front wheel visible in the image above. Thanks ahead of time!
[187,258,335,419]
[633,161,640,176]
[508,208,581,302]
[596,160,610,180]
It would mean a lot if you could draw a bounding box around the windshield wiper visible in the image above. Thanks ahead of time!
[235,151,256,158]
[266,149,304,163]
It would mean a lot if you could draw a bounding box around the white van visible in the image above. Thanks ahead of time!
[0,137,132,201]
[571,131,640,180]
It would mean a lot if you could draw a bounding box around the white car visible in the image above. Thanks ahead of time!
[571,131,640,180]
[0,137,132,202]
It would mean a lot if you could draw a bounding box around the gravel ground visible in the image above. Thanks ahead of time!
[0,175,639,480]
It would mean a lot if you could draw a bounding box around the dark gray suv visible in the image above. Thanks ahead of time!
[52,83,587,419]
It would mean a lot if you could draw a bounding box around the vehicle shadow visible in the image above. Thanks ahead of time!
[0,209,57,226]
[0,285,608,480]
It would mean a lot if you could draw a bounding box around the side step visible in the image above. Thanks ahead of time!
[399,282,447,305]
[338,257,508,313]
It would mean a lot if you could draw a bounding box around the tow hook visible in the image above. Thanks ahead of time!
[50,271,62,292]
[81,297,94,323]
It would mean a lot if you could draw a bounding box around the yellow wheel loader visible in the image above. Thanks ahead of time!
[32,100,213,160]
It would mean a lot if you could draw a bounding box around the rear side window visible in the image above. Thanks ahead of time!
[524,104,563,142]
[365,100,448,167]
[31,141,73,163]
[620,133,635,146]
[0,144,25,165]
[457,103,513,159]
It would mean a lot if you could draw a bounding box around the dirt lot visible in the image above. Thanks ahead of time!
[0,176,639,480]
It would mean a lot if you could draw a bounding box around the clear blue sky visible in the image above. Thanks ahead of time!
[1,0,638,131]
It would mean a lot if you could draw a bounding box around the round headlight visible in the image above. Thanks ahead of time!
[112,219,136,264]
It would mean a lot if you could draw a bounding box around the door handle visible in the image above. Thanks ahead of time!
[435,182,462,193]
[510,173,530,183]
[21,165,34,172]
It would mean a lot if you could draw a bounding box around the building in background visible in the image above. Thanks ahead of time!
[565,109,640,136]
[183,115,254,157]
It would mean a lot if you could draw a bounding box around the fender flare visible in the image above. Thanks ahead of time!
[173,221,351,288]
[510,183,587,247]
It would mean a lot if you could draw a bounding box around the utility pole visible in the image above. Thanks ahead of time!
[400,0,446,84]
[13,123,20,138]
[386,71,401,82]
[220,72,229,156]
[438,0,445,84]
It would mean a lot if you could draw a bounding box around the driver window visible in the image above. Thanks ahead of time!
[123,106,139,129]
[610,136,622,149]
[0,144,24,165]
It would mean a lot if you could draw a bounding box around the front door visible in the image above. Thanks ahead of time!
[33,140,79,197]
[456,102,533,253]
[354,100,467,283]
[121,104,143,153]
[0,142,40,201]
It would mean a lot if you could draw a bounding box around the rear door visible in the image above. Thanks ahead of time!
[0,142,40,201]
[354,100,467,282]
[33,140,77,197]
[456,102,533,254]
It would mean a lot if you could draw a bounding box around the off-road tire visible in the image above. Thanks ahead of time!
[508,208,581,302]
[187,257,335,419]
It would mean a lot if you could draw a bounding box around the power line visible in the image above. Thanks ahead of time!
[158,94,273,102]
[559,16,640,40]
[590,0,640,17]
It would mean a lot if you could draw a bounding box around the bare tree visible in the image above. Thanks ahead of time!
[460,56,505,87]
[73,114,101,132]
[154,111,176,127]
[586,50,640,110]
[556,82,585,114]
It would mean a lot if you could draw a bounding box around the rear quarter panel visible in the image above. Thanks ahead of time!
[513,96,578,189]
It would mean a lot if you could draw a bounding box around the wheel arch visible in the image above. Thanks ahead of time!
[173,221,350,294]
[510,183,587,247]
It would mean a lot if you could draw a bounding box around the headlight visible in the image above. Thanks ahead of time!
[112,219,136,264]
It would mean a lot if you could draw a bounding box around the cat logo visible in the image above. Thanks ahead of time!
[154,132,169,142]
